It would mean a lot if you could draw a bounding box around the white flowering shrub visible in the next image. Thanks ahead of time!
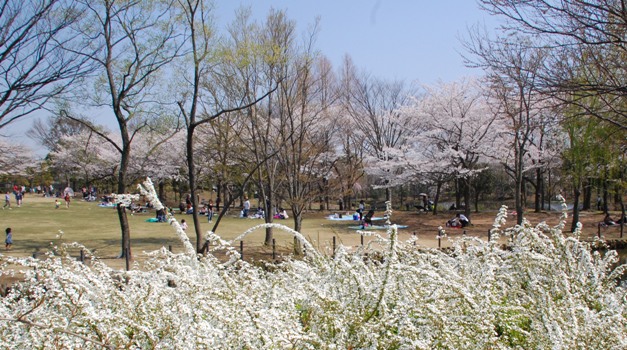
[0,179,625,349]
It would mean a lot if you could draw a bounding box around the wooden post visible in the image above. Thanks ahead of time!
[79,249,84,263]
[168,245,173,253]
[332,236,336,258]
[272,238,276,260]
[488,229,491,242]
[463,230,466,236]
[621,222,624,238]
[125,248,130,271]
[360,233,364,246]
[598,223,601,239]
[240,240,244,261]
[293,237,301,256]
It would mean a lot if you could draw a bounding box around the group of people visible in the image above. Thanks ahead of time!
[3,189,25,209]
[602,213,627,227]
[149,194,291,224]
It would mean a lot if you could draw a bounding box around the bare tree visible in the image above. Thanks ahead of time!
[0,0,92,129]
[67,0,184,258]
[26,104,89,152]
[477,0,627,130]
[276,53,338,233]
[175,1,278,253]
[465,32,547,225]
[227,8,292,245]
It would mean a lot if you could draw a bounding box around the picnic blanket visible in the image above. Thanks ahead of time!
[326,215,385,221]
[347,224,408,230]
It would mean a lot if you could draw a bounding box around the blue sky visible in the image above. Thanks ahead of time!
[215,0,500,84]
[11,1,500,155]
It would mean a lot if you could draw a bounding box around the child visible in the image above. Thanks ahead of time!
[5,227,12,250]
[55,199,60,209]
[180,219,188,231]
[3,192,10,209]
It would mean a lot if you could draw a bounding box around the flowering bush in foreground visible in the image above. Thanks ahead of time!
[0,180,626,349]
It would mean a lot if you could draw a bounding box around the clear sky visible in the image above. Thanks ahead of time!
[8,1,500,155]
[214,0,499,84]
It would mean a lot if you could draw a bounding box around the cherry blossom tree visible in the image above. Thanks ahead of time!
[0,138,37,176]
[399,78,506,219]
[341,56,417,202]
[128,129,186,191]
[49,129,118,188]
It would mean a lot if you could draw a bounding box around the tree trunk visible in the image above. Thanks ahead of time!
[463,178,471,222]
[432,181,442,215]
[260,183,274,246]
[602,177,609,214]
[455,178,461,209]
[117,204,130,258]
[186,126,204,254]
[571,187,581,233]
[292,205,303,242]
[534,168,542,212]
[540,171,545,211]
[158,180,165,202]
[117,141,131,259]
[582,178,592,211]
[515,173,524,225]
[293,212,302,234]
[547,169,552,211]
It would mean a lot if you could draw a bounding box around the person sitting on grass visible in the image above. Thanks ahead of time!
[156,208,166,222]
[446,213,469,228]
[274,208,289,219]
[254,207,265,219]
[603,213,616,226]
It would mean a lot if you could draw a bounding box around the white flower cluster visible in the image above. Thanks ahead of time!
[110,193,140,208]
[0,180,625,349]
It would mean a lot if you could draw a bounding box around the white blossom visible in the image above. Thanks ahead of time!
[0,179,625,349]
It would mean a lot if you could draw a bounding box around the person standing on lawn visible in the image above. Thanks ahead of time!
[3,192,10,209]
[5,227,13,250]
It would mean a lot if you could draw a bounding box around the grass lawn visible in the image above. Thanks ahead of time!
[1,193,622,270]
[0,194,392,268]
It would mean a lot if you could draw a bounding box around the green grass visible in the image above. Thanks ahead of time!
[0,195,369,267]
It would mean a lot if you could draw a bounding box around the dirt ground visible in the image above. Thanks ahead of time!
[326,211,620,247]
[215,208,625,262]
[1,207,624,294]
